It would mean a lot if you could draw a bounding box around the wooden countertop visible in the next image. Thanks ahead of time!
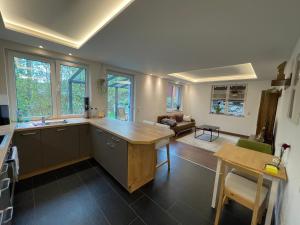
[214,143,287,181]
[15,118,174,144]
[89,118,174,144]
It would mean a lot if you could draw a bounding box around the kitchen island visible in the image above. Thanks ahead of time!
[3,118,174,193]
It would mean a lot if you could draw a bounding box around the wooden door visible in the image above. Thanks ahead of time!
[256,90,281,145]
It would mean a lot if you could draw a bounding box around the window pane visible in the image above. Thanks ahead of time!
[228,100,244,116]
[211,100,225,114]
[60,65,86,115]
[167,83,182,110]
[14,57,52,118]
[166,84,173,109]
[107,74,133,121]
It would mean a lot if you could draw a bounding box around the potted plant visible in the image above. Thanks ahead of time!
[214,102,222,114]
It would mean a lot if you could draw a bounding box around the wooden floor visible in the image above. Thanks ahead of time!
[167,130,218,171]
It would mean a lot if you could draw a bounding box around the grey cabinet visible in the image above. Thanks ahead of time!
[41,126,80,167]
[91,126,106,165]
[13,130,43,175]
[91,126,128,188]
[79,125,91,158]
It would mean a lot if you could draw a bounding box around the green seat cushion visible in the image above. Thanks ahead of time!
[236,138,272,155]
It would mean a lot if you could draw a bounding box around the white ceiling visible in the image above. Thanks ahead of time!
[0,0,300,81]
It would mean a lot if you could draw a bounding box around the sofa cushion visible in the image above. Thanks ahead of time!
[157,115,169,123]
[161,118,177,127]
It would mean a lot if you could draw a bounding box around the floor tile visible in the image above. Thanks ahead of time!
[132,195,179,225]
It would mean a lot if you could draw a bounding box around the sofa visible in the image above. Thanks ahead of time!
[157,113,195,136]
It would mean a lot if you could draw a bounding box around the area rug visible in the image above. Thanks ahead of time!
[176,132,239,153]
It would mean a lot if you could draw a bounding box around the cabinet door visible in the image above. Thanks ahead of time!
[41,126,80,167]
[13,130,43,175]
[91,126,106,165]
[79,125,91,158]
[105,134,128,187]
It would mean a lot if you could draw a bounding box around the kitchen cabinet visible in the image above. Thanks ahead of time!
[41,126,79,167]
[79,125,91,158]
[91,127,128,188]
[13,130,43,175]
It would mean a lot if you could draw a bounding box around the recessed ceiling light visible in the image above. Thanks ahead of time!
[149,74,153,75]
[38,45,44,49]
[68,53,72,56]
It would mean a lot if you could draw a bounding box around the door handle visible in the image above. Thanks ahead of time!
[21,132,37,136]
[56,128,66,132]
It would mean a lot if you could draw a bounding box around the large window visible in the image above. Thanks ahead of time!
[106,72,133,121]
[167,83,182,111]
[14,57,53,117]
[8,52,88,120]
[60,64,87,115]
[210,84,246,117]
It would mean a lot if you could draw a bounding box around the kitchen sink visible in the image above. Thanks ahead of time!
[33,119,68,127]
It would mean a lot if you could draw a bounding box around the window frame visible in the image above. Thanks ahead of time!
[167,82,183,112]
[106,70,134,122]
[210,84,247,117]
[7,50,89,121]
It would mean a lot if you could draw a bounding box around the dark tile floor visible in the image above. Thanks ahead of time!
[13,152,264,225]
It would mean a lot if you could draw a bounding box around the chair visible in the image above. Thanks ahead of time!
[117,107,128,121]
[142,120,170,171]
[236,138,272,155]
[214,162,268,225]
[155,123,170,171]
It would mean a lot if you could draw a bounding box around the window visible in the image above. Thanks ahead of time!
[106,72,134,121]
[8,51,88,120]
[14,57,53,118]
[167,83,182,111]
[59,64,87,115]
[210,84,246,117]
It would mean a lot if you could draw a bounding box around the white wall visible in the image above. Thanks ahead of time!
[184,80,271,136]
[275,37,300,225]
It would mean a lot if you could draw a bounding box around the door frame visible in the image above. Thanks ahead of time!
[106,70,134,121]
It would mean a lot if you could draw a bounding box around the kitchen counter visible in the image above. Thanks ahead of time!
[15,118,174,144]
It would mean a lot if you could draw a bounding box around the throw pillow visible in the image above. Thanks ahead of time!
[175,114,184,122]
[161,118,177,127]
[183,115,191,122]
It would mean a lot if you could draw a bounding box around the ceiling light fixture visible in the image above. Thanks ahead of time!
[0,0,135,49]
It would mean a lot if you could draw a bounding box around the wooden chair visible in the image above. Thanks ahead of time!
[117,107,128,121]
[214,161,268,225]
[155,123,170,171]
[142,120,170,171]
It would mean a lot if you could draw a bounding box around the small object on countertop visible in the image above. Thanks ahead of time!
[264,164,278,175]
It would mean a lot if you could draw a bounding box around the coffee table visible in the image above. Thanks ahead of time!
[194,124,220,142]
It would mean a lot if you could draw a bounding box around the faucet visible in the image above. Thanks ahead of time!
[41,116,46,125]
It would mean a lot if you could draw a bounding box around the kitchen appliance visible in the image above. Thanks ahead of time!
[84,97,90,118]
[0,105,9,126]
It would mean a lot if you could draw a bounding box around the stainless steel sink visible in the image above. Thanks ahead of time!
[33,119,68,127]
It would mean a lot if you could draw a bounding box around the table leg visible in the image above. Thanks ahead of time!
[264,179,279,225]
[210,130,212,142]
[211,159,222,208]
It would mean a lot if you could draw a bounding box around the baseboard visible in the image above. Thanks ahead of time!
[219,130,249,139]
[19,156,91,180]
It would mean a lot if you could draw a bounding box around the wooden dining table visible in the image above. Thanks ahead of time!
[211,143,287,225]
